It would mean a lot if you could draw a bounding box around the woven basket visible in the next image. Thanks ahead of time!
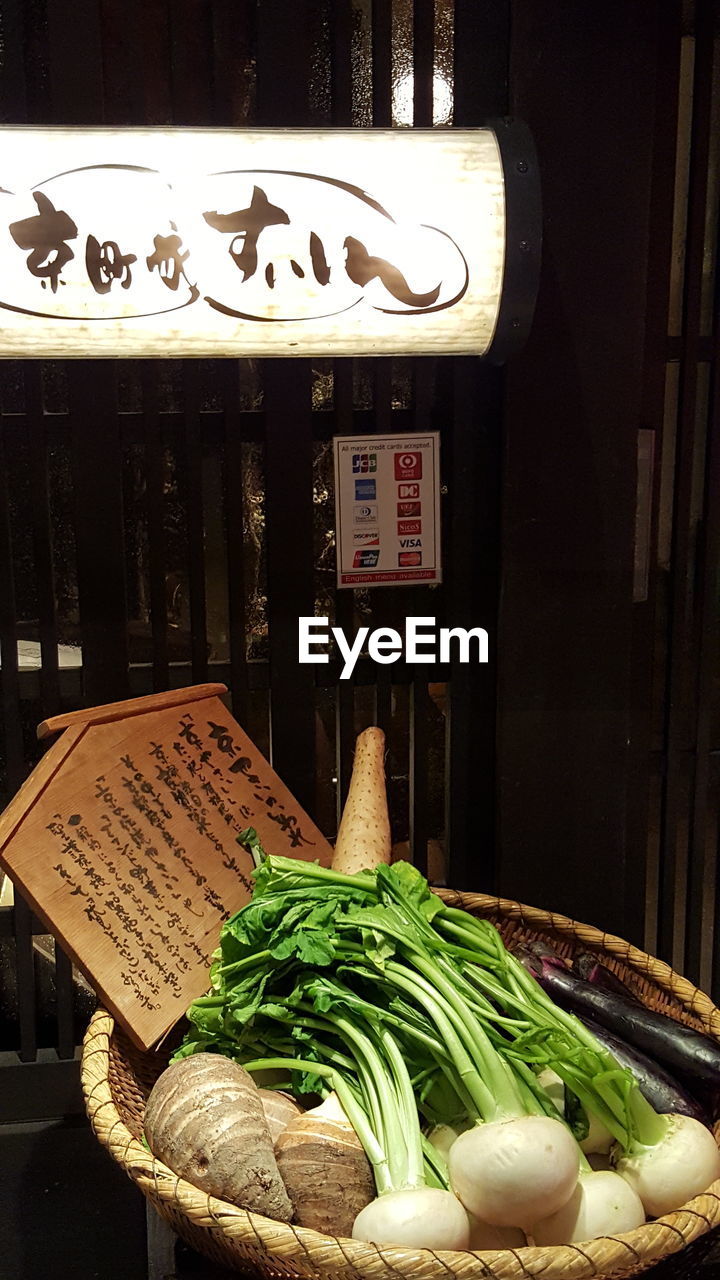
[81,888,720,1280]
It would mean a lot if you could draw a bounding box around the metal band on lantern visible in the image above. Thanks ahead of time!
[0,123,540,360]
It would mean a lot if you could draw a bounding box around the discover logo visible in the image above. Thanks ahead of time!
[298,616,489,680]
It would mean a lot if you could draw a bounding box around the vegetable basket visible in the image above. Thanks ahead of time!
[81,888,720,1280]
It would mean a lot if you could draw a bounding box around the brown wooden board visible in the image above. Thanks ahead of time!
[0,686,332,1050]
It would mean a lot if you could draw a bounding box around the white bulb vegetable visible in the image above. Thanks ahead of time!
[352,1188,470,1249]
[579,1110,614,1156]
[448,1115,580,1229]
[536,1067,565,1114]
[614,1114,720,1217]
[531,1170,645,1245]
[427,1123,461,1161]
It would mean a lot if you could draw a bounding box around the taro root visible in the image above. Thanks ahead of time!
[144,1053,293,1222]
[274,1092,375,1236]
[259,1088,305,1143]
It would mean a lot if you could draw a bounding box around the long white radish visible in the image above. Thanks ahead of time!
[332,727,391,875]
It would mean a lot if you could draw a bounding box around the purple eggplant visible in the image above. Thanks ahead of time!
[515,942,720,1097]
[577,1015,710,1125]
[572,950,640,1002]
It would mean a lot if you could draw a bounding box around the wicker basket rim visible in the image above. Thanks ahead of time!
[82,888,720,1280]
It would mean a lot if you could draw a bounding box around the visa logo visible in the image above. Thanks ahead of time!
[399,538,421,548]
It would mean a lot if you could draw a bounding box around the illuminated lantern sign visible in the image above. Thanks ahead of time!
[0,126,539,358]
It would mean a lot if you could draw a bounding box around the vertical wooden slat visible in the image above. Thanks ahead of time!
[212,0,256,126]
[691,70,720,990]
[255,0,316,813]
[25,369,61,716]
[0,0,28,121]
[141,366,170,691]
[138,0,173,125]
[407,356,436,874]
[3,0,51,1062]
[46,0,130,709]
[445,0,508,891]
[68,364,130,705]
[660,2,716,974]
[0,417,37,1061]
[263,358,316,813]
[626,4,683,952]
[99,0,146,124]
[169,0,214,125]
[331,0,354,126]
[372,0,393,125]
[182,363,210,683]
[445,364,502,891]
[331,0,356,823]
[370,0,395,743]
[413,0,434,127]
[167,3,214,690]
[222,363,251,727]
[334,362,356,822]
[54,944,76,1059]
[211,3,255,728]
[46,0,106,125]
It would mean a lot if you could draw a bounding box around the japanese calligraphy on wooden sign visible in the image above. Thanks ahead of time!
[0,685,332,1050]
[0,127,506,357]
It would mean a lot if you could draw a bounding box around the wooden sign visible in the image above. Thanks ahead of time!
[0,127,511,358]
[0,685,332,1050]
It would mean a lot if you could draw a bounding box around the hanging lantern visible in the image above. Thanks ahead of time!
[0,121,539,360]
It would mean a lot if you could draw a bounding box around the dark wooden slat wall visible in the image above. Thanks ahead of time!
[661,0,717,983]
[444,0,508,892]
[501,0,665,941]
[0,0,716,1084]
[627,5,684,958]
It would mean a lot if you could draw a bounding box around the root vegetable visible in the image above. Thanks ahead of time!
[580,1109,614,1156]
[614,1113,720,1217]
[275,1093,375,1237]
[332,727,391,875]
[352,1187,470,1249]
[531,1170,645,1245]
[536,1067,612,1155]
[427,1123,461,1161]
[448,1116,580,1230]
[259,1089,304,1143]
[144,1053,293,1222]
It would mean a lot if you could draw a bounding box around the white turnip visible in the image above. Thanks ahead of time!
[614,1113,720,1217]
[531,1170,645,1245]
[352,1188,470,1249]
[448,1115,580,1230]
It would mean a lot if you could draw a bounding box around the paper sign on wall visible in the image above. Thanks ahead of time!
[0,685,332,1050]
[333,432,442,587]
